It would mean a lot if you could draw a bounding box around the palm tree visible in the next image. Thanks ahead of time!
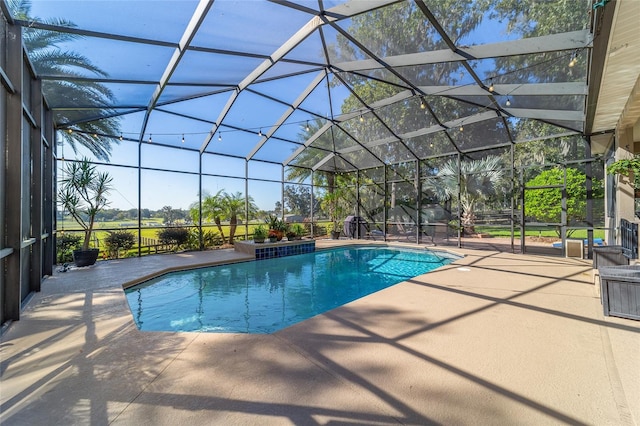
[9,0,120,161]
[189,190,259,244]
[198,190,227,243]
[423,156,505,235]
[224,192,258,244]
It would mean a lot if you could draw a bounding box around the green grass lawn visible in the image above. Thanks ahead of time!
[475,226,606,240]
[56,218,606,263]
[58,219,605,241]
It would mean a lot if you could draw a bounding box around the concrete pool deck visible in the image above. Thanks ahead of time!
[1,241,639,425]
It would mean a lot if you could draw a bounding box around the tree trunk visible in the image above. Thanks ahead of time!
[214,217,226,243]
[461,210,476,235]
[229,215,237,244]
[83,219,95,250]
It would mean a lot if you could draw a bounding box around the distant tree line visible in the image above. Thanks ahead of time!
[57,207,189,224]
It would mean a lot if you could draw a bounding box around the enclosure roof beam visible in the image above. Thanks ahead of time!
[337,110,500,153]
[200,14,326,153]
[334,30,590,72]
[506,108,584,122]
[246,70,327,161]
[417,82,588,97]
[284,121,335,166]
[312,153,335,171]
[138,0,213,144]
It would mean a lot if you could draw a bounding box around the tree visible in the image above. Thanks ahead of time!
[224,191,258,244]
[356,174,386,226]
[488,0,588,41]
[58,158,113,250]
[320,184,352,233]
[274,201,283,216]
[189,190,258,244]
[161,206,180,225]
[9,0,120,161]
[334,2,483,82]
[524,167,603,237]
[190,190,226,242]
[284,185,318,217]
[329,0,590,173]
[423,156,505,234]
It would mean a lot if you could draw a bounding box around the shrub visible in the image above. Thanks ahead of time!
[291,223,306,237]
[104,230,135,259]
[185,228,223,250]
[56,233,82,264]
[157,227,190,251]
[524,168,603,237]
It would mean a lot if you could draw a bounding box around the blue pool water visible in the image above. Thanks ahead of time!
[124,246,456,334]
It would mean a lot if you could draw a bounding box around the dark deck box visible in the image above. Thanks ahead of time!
[593,246,629,269]
[598,266,640,320]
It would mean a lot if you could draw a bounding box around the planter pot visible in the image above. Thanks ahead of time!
[598,266,640,320]
[270,229,284,241]
[268,237,278,243]
[330,231,341,240]
[73,248,99,267]
[254,238,265,243]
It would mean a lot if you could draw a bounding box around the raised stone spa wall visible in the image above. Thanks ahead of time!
[234,239,315,260]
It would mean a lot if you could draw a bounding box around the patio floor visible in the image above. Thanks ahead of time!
[1,241,638,425]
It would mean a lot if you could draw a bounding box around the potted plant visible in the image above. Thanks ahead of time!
[266,215,287,241]
[321,190,346,239]
[285,223,297,241]
[606,155,640,188]
[253,224,267,243]
[268,230,278,243]
[291,223,306,240]
[58,158,113,267]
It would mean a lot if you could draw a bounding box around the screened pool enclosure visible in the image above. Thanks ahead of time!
[3,0,621,322]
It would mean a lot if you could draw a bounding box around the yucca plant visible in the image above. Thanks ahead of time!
[58,158,112,251]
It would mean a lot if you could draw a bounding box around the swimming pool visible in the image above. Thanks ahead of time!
[124,246,457,334]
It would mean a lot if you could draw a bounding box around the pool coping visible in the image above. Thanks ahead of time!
[120,253,254,290]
